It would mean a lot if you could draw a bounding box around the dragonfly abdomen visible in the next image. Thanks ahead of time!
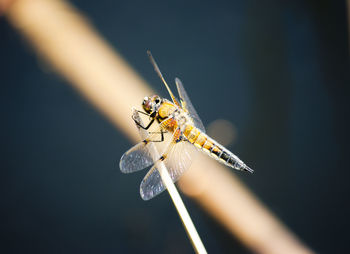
[183,124,253,173]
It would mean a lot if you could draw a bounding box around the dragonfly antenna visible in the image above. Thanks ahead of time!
[147,51,178,104]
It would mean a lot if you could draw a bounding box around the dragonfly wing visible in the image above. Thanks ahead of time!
[139,165,163,200]
[147,51,181,107]
[165,139,196,181]
[140,140,197,200]
[119,111,173,173]
[175,78,205,132]
[120,142,157,173]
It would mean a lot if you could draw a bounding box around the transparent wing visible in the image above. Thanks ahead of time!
[119,142,157,174]
[140,139,197,200]
[147,51,181,107]
[119,110,173,173]
[175,78,205,132]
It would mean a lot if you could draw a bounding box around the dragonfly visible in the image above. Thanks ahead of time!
[120,51,253,200]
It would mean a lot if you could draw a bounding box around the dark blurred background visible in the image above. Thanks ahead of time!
[1,0,349,253]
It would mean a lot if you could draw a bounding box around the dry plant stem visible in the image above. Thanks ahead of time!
[160,168,207,254]
[135,111,207,254]
[4,0,314,253]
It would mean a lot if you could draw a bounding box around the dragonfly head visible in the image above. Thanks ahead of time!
[142,95,162,115]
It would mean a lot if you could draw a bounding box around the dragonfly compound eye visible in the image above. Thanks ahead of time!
[142,96,153,113]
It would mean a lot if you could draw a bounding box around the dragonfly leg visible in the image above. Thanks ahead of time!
[132,111,155,130]
[144,129,165,143]
[148,131,168,141]
[154,128,180,156]
[133,110,150,117]
[148,131,168,134]
[148,118,178,143]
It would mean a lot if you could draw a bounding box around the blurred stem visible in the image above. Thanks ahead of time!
[4,0,314,253]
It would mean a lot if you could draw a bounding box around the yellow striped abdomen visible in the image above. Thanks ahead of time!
[183,124,251,172]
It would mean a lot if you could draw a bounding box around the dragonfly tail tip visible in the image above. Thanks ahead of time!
[244,166,254,173]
